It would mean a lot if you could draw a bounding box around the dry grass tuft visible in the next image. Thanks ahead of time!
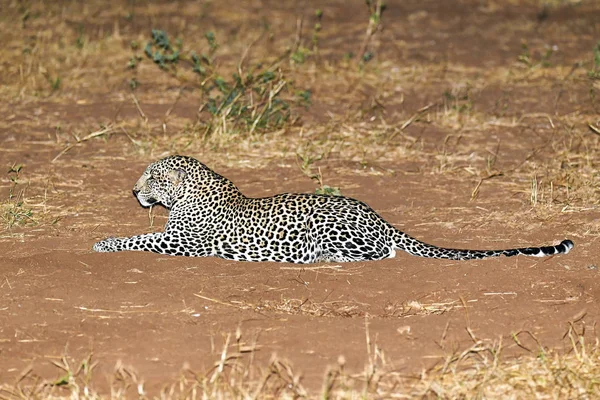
[383,300,467,318]
[249,298,365,318]
[409,325,600,398]
[1,163,61,232]
[2,325,599,399]
[194,292,466,319]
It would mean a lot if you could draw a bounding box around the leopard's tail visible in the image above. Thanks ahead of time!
[392,231,573,260]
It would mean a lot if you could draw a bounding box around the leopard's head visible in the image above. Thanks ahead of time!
[133,156,193,208]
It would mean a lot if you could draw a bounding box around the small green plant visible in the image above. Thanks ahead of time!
[41,67,61,92]
[127,55,142,69]
[50,76,61,91]
[517,42,555,69]
[297,89,312,108]
[144,29,181,69]
[75,34,85,49]
[139,29,308,135]
[312,9,323,55]
[315,185,342,196]
[362,51,374,63]
[196,69,292,135]
[296,153,341,196]
[75,24,85,49]
[128,78,139,90]
[357,0,387,64]
[2,164,35,229]
[189,32,218,77]
[291,47,309,64]
[517,43,532,67]
[588,41,600,79]
[289,10,324,65]
[443,87,472,113]
[8,163,22,183]
[205,31,218,53]
[297,151,322,175]
[127,41,142,91]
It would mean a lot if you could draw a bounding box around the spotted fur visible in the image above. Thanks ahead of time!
[93,155,574,263]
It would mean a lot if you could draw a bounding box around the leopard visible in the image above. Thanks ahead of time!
[93,155,574,263]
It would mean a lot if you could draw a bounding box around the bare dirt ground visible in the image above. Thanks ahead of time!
[1,0,600,397]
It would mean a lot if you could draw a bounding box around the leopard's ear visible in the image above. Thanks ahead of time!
[168,168,187,186]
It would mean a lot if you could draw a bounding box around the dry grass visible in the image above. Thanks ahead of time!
[193,292,466,319]
[1,324,599,399]
[414,325,600,399]
[0,164,56,231]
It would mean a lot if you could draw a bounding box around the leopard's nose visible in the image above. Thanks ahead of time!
[133,189,140,197]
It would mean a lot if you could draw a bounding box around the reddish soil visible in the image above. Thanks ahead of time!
[1,0,599,395]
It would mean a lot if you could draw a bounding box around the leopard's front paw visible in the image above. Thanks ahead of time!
[93,237,123,252]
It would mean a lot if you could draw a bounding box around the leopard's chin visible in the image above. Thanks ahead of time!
[138,197,158,207]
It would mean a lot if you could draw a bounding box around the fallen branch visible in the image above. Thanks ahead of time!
[52,125,114,163]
